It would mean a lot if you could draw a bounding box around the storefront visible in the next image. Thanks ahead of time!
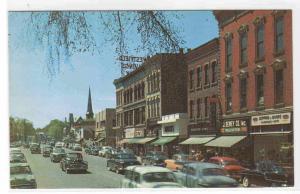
[250,112,293,166]
[204,118,252,163]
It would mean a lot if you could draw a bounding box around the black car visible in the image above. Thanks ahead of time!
[107,153,141,174]
[60,152,88,173]
[239,160,288,187]
[30,144,41,154]
[50,148,66,162]
[42,146,53,157]
[141,151,168,167]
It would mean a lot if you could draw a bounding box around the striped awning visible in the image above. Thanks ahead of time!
[204,136,247,148]
[179,137,215,145]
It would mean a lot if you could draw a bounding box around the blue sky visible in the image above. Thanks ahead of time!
[9,11,218,128]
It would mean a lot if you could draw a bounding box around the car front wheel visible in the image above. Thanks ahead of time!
[242,176,250,187]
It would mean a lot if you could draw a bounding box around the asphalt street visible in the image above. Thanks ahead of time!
[21,147,124,188]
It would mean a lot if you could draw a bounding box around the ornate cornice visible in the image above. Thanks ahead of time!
[253,16,266,26]
[271,58,287,71]
[223,32,233,40]
[253,64,266,75]
[272,10,286,18]
[224,73,233,83]
[238,24,249,34]
[238,69,249,79]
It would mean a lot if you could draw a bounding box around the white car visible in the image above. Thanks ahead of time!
[98,146,112,157]
[10,148,22,154]
[121,166,184,188]
[55,142,64,148]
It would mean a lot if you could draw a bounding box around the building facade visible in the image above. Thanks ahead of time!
[183,38,220,154]
[213,10,293,166]
[95,108,116,147]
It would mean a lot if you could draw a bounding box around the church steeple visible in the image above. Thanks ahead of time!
[86,86,94,119]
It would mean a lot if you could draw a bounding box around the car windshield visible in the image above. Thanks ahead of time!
[202,168,228,176]
[143,172,177,183]
[67,153,82,160]
[10,149,21,153]
[11,166,32,175]
[223,160,240,166]
[54,148,65,153]
[154,152,167,157]
[116,154,135,159]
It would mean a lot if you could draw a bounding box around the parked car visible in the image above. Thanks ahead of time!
[73,144,82,151]
[208,156,245,180]
[119,148,134,155]
[60,152,88,173]
[107,153,141,174]
[165,154,195,171]
[10,163,37,189]
[239,160,288,187]
[55,142,64,148]
[10,148,22,154]
[174,162,238,188]
[42,146,53,157]
[105,148,119,158]
[121,165,183,188]
[141,151,168,167]
[50,148,66,162]
[90,146,102,156]
[30,143,41,154]
[10,153,27,163]
[22,142,30,149]
[99,146,112,157]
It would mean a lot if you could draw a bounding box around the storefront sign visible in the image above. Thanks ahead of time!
[134,128,145,137]
[251,113,291,126]
[221,119,248,133]
[125,128,135,138]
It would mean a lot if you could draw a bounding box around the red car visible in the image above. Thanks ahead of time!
[208,156,245,181]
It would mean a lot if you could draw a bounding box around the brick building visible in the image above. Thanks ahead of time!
[181,38,220,154]
[113,52,187,156]
[95,108,116,147]
[211,10,293,166]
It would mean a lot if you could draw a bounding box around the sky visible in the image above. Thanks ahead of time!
[9,11,218,128]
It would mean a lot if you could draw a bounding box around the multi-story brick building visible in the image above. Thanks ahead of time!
[211,10,293,166]
[181,38,220,154]
[113,52,187,156]
[95,108,116,147]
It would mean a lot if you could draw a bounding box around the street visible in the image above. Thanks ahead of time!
[21,147,124,188]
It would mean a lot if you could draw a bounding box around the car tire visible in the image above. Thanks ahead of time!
[242,176,250,187]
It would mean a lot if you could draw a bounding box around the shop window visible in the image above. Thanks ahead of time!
[189,100,194,118]
[189,70,194,89]
[275,16,284,53]
[164,126,174,133]
[240,78,247,109]
[275,69,284,104]
[240,32,248,65]
[197,67,202,87]
[256,74,264,106]
[256,23,265,60]
[226,82,232,111]
[225,37,232,73]
[196,98,201,118]
[211,62,217,83]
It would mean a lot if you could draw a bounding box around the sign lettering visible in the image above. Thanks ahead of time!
[251,113,291,126]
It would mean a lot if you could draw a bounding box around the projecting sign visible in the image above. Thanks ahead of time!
[221,119,248,133]
[118,55,146,76]
[251,112,291,126]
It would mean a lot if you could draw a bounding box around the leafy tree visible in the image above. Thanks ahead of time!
[42,119,67,141]
[10,117,36,142]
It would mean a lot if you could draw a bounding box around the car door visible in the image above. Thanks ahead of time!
[186,166,197,188]
[122,169,132,188]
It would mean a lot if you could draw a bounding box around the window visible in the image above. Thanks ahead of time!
[256,74,264,106]
[225,38,232,72]
[197,98,201,118]
[189,70,194,89]
[256,23,265,60]
[211,62,217,83]
[197,67,202,87]
[210,100,217,127]
[275,16,284,53]
[226,82,232,111]
[240,33,248,65]
[275,69,284,104]
[240,78,247,109]
[204,97,209,117]
[189,100,194,118]
[164,126,174,133]
[205,64,209,85]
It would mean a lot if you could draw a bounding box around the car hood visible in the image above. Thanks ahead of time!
[10,174,35,184]
[142,182,183,188]
[201,175,238,187]
[224,165,244,172]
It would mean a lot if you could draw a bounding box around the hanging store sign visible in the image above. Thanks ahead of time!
[251,113,291,126]
[221,119,248,133]
[118,55,146,76]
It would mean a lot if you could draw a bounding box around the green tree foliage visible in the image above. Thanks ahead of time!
[10,117,36,142]
[42,119,67,141]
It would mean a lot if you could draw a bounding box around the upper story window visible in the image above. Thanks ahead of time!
[211,61,217,83]
[275,69,284,104]
[225,33,233,73]
[189,100,194,118]
[275,16,284,54]
[189,70,194,89]
[196,98,201,118]
[204,64,210,85]
[197,67,202,87]
[225,82,232,112]
[240,32,248,65]
[204,97,209,118]
[256,74,264,107]
[240,77,247,109]
[253,17,265,61]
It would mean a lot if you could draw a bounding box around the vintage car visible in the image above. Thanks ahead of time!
[107,153,141,174]
[99,146,113,157]
[55,142,64,148]
[10,163,37,189]
[50,148,66,162]
[73,144,82,151]
[141,151,168,167]
[90,146,102,156]
[60,152,88,173]
[121,165,183,188]
[239,160,288,187]
[22,143,30,149]
[208,156,245,180]
[10,148,22,154]
[30,143,41,154]
[10,153,27,163]
[42,146,53,157]
[165,154,195,171]
[174,162,238,188]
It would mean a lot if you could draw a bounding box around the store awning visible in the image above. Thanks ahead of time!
[179,137,215,145]
[118,139,130,144]
[204,136,247,148]
[151,136,177,145]
[95,138,105,143]
[136,137,156,144]
[127,138,143,144]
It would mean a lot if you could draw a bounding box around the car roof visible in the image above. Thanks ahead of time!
[10,148,21,150]
[184,162,222,169]
[125,166,172,174]
[10,163,30,167]
[209,156,238,161]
